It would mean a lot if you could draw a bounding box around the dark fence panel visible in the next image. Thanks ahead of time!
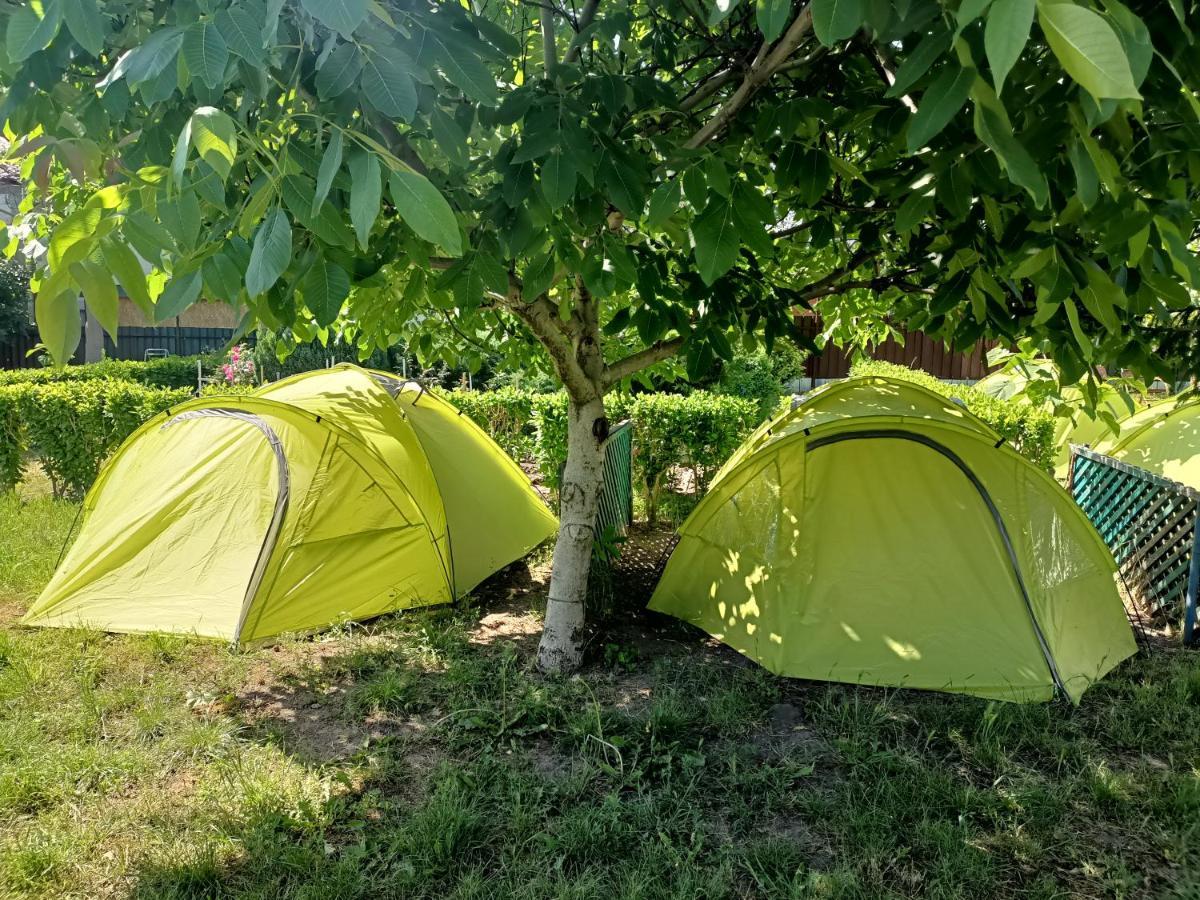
[1,318,86,369]
[1069,446,1200,644]
[586,420,635,618]
[0,324,40,369]
[596,420,634,540]
[105,327,236,360]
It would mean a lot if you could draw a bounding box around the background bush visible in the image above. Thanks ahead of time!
[713,342,807,420]
[0,386,24,491]
[0,355,208,390]
[849,360,1057,470]
[0,258,31,341]
[2,381,191,496]
[523,391,758,522]
[442,387,539,460]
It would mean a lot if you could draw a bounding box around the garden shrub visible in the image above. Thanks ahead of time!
[630,393,759,522]
[0,355,207,390]
[531,391,757,522]
[442,387,539,460]
[849,360,1057,470]
[199,382,259,397]
[15,381,192,497]
[0,385,27,491]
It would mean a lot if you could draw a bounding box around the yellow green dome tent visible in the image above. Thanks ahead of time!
[22,365,557,643]
[1093,393,1200,491]
[649,377,1135,703]
[975,360,1136,479]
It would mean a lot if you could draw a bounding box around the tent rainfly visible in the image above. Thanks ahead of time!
[649,377,1136,703]
[22,366,557,643]
[1093,393,1200,492]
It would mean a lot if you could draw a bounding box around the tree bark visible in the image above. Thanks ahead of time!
[536,391,607,673]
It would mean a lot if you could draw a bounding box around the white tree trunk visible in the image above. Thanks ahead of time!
[536,393,607,673]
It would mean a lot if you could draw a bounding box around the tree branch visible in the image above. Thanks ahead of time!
[541,6,558,78]
[770,218,812,240]
[602,335,686,388]
[684,5,815,149]
[563,0,600,63]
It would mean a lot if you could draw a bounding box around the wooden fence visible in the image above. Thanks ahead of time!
[794,315,996,382]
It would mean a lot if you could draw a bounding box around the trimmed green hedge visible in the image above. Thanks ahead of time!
[0,386,22,491]
[0,356,207,390]
[849,360,1057,470]
[440,386,539,460]
[0,381,192,496]
[445,389,760,522]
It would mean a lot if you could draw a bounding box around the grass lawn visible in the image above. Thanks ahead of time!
[2,482,1200,899]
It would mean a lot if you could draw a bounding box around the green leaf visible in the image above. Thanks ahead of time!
[438,251,508,309]
[238,178,275,238]
[431,33,500,106]
[756,0,792,42]
[599,156,646,219]
[522,251,556,301]
[389,170,462,256]
[263,0,285,44]
[246,207,292,297]
[1102,0,1152,90]
[692,199,740,285]
[811,0,865,46]
[155,268,202,322]
[429,107,469,170]
[887,28,951,97]
[645,179,682,230]
[36,283,80,366]
[795,148,832,205]
[1079,263,1126,333]
[683,167,707,208]
[1037,1,1140,101]
[182,21,229,91]
[171,119,193,187]
[70,259,119,338]
[347,149,382,250]
[6,0,63,63]
[101,238,152,316]
[281,176,355,249]
[985,0,1034,93]
[120,27,185,85]
[123,210,176,262]
[708,0,743,27]
[972,95,1049,207]
[202,252,245,304]
[63,0,105,56]
[49,207,102,270]
[1067,138,1098,208]
[895,191,933,232]
[300,0,367,38]
[1064,299,1094,360]
[315,42,363,99]
[540,152,577,210]
[313,130,344,216]
[956,0,993,33]
[302,255,350,327]
[191,107,237,180]
[906,63,975,152]
[217,3,266,65]
[361,53,417,120]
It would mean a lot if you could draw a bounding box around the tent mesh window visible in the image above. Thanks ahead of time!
[1070,445,1200,645]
